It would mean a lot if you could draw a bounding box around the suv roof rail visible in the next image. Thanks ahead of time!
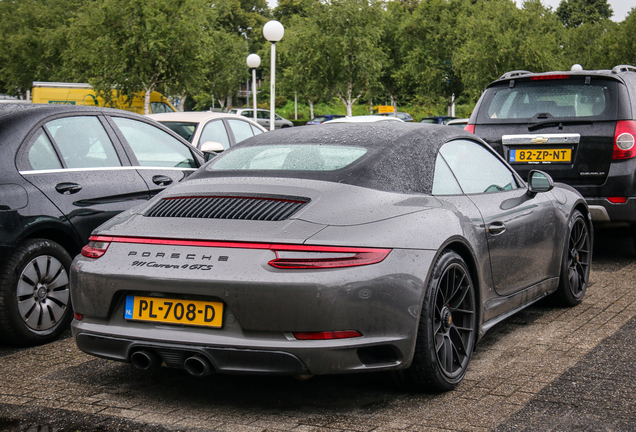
[500,70,533,79]
[612,65,636,74]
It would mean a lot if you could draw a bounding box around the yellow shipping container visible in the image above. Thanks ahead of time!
[31,82,176,114]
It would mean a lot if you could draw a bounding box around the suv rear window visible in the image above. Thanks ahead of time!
[477,78,619,122]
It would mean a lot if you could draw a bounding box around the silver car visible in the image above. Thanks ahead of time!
[70,123,591,391]
[228,108,294,129]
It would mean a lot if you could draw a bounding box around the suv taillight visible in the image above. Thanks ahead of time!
[613,121,636,160]
[464,124,475,134]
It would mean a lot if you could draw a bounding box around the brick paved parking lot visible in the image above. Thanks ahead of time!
[1,231,635,432]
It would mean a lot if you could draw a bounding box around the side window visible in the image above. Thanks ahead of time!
[432,154,462,195]
[257,111,269,119]
[26,129,63,170]
[199,120,230,149]
[439,139,518,194]
[227,119,254,144]
[45,116,121,168]
[251,124,264,135]
[240,110,252,118]
[112,117,197,168]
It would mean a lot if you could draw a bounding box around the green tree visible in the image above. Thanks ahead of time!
[0,0,83,98]
[65,0,212,114]
[455,0,565,101]
[601,9,636,67]
[295,0,386,116]
[561,20,617,69]
[197,31,250,110]
[557,0,613,28]
[278,14,328,119]
[396,0,470,113]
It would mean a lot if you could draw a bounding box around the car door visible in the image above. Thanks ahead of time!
[108,116,200,197]
[17,114,150,242]
[438,138,561,295]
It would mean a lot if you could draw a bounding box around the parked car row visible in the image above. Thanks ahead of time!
[10,64,633,392]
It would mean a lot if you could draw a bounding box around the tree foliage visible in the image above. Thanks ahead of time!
[1,0,636,116]
[455,0,565,100]
[0,0,84,98]
[557,0,613,28]
[278,0,386,116]
[65,0,214,114]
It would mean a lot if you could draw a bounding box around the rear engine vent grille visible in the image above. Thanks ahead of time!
[146,195,310,221]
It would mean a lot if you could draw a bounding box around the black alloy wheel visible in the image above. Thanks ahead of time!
[556,210,591,306]
[394,250,476,392]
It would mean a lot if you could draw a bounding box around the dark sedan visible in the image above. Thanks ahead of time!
[0,104,203,346]
[70,123,591,391]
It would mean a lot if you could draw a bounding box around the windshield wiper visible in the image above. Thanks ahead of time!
[528,119,594,132]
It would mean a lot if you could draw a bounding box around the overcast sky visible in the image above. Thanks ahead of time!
[265,0,635,22]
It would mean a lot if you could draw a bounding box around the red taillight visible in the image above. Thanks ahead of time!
[530,74,570,80]
[613,121,636,160]
[81,236,113,258]
[73,312,84,320]
[607,197,628,204]
[464,124,475,134]
[293,330,362,340]
[268,245,390,269]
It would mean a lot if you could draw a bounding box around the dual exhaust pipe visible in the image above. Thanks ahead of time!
[130,350,214,377]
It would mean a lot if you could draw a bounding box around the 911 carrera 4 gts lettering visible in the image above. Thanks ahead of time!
[130,261,213,270]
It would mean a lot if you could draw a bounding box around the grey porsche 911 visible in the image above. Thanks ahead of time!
[70,123,592,391]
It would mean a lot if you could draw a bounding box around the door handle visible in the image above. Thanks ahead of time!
[486,222,507,236]
[55,182,82,195]
[152,175,173,186]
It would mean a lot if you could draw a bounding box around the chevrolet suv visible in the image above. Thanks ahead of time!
[467,65,636,233]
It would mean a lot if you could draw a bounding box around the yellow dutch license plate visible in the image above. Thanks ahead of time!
[509,148,572,163]
[124,295,223,327]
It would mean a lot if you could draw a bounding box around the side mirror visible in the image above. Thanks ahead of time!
[527,170,554,197]
[200,141,225,163]
[200,141,225,153]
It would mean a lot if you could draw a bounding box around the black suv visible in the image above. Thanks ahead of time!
[467,65,636,236]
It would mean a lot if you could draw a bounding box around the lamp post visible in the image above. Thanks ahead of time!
[246,54,261,123]
[263,20,284,131]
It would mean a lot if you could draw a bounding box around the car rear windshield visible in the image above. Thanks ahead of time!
[477,77,619,122]
[159,121,197,143]
[208,144,367,172]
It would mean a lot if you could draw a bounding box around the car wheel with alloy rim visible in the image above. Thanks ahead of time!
[394,250,476,392]
[0,239,73,346]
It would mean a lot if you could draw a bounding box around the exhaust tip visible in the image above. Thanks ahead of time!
[130,350,161,370]
[183,355,214,377]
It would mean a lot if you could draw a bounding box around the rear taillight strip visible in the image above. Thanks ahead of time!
[81,235,391,269]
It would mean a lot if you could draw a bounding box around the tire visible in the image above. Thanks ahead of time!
[394,251,477,392]
[555,210,591,306]
[0,239,73,346]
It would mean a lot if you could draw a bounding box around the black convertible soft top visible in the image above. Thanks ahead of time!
[194,122,483,194]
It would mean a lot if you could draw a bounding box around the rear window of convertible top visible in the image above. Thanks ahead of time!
[208,144,367,172]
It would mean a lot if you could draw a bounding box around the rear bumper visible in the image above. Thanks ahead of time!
[72,322,411,375]
[586,198,636,225]
[571,158,636,224]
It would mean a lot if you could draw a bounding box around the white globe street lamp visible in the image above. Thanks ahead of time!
[263,20,284,131]
[246,54,261,123]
